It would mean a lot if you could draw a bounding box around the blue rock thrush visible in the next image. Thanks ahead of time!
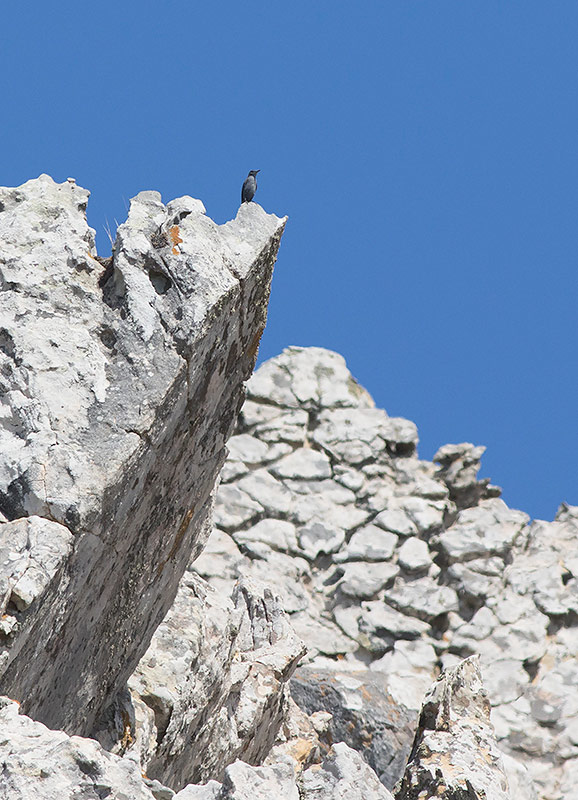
[241,170,260,203]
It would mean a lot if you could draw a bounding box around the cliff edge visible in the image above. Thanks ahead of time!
[0,175,286,734]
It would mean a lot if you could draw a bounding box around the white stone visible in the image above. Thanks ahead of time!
[373,507,417,536]
[302,742,394,799]
[358,600,430,644]
[333,466,365,492]
[438,499,529,561]
[253,409,309,445]
[334,525,398,563]
[0,175,286,736]
[298,521,346,559]
[236,469,294,516]
[0,516,73,613]
[283,479,356,505]
[0,697,156,799]
[174,781,221,799]
[370,640,437,711]
[397,658,512,797]
[397,537,432,573]
[290,611,357,658]
[292,494,369,530]
[234,519,298,554]
[271,448,332,480]
[227,434,270,465]
[338,562,399,599]
[247,347,374,411]
[384,576,459,620]
[220,760,299,800]
[213,485,264,531]
[312,408,417,466]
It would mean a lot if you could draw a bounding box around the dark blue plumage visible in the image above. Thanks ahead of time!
[241,170,260,203]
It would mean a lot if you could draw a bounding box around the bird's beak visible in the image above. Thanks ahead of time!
[256,170,261,173]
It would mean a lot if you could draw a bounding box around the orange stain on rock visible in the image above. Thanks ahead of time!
[169,225,183,255]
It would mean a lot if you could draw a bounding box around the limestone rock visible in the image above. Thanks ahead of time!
[0,175,286,735]
[301,743,395,799]
[0,697,157,800]
[174,783,221,800]
[245,346,374,410]
[271,448,332,480]
[234,518,298,554]
[395,656,512,799]
[312,408,418,465]
[338,561,399,599]
[0,516,73,619]
[291,668,416,789]
[357,601,431,653]
[6,330,576,799]
[383,576,459,621]
[334,525,398,563]
[105,347,577,798]
[370,640,439,712]
[298,520,346,559]
[434,442,501,509]
[189,349,578,797]
[218,761,299,800]
[437,499,529,562]
[397,537,431,573]
[159,346,565,794]
[0,694,392,800]
[173,744,394,800]
[128,577,305,790]
[263,695,324,772]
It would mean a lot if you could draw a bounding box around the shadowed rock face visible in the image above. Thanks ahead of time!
[290,668,416,788]
[0,175,286,734]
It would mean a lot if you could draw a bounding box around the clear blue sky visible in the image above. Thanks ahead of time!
[1,3,576,521]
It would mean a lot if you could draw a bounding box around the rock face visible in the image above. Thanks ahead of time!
[2,208,576,800]
[0,175,286,734]
[157,345,572,799]
[395,656,511,799]
[126,576,306,789]
[0,697,157,800]
[0,693,393,800]
[290,668,416,788]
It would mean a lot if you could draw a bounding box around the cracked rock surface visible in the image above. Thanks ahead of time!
[0,175,286,735]
[2,232,576,800]
[123,576,306,790]
[123,345,574,799]
[0,693,395,800]
[395,656,511,799]
[0,697,157,800]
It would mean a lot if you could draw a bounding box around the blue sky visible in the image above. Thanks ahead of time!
[1,3,576,520]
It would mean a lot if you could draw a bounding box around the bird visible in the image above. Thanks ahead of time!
[241,170,260,204]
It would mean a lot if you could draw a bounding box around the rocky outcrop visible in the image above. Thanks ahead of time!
[0,175,286,735]
[2,193,576,800]
[0,697,158,800]
[152,345,571,799]
[0,691,394,800]
[0,660,509,800]
[124,577,305,789]
[290,668,416,787]
[395,656,511,799]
